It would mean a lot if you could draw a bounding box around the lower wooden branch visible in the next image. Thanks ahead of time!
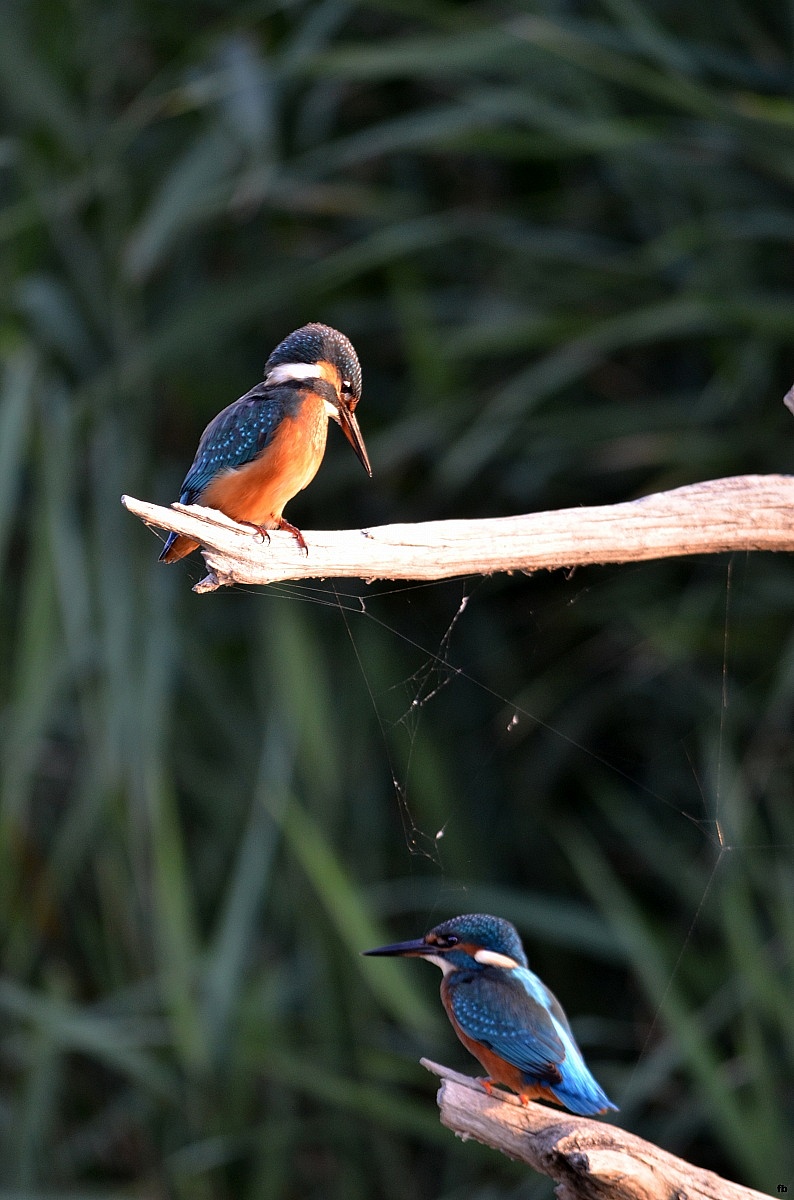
[122,473,794,591]
[420,1060,770,1200]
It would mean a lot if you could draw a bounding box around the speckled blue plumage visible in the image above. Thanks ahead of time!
[177,383,298,505]
[159,383,301,561]
[159,322,367,564]
[431,914,528,966]
[176,324,360,507]
[266,323,361,400]
[446,970,565,1080]
[429,915,617,1116]
[445,965,616,1115]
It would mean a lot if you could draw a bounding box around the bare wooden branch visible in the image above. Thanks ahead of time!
[420,1059,771,1200]
[122,473,794,592]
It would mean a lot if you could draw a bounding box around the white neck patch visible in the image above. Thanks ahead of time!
[423,953,456,976]
[266,362,324,386]
[474,948,520,970]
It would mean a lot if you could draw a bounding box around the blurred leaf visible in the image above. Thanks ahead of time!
[0,8,84,154]
[282,801,436,1034]
[125,127,241,280]
[0,348,36,569]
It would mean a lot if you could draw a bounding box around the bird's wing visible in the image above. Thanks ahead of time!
[447,970,567,1082]
[178,385,290,504]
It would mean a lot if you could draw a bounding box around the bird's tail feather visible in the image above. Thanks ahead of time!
[158,531,199,563]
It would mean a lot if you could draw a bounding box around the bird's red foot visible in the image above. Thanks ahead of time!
[276,517,308,556]
[479,1078,495,1097]
[239,521,271,545]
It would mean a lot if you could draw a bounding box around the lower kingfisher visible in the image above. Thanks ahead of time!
[364,913,617,1117]
[159,323,371,563]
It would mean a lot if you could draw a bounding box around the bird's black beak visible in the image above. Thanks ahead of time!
[363,937,434,958]
[336,403,372,477]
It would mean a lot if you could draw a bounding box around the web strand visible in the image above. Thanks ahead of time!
[176,549,792,1107]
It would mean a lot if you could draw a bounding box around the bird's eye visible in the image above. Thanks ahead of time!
[437,935,459,948]
[341,379,354,394]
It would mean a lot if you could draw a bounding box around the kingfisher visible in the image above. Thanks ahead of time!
[364,913,617,1117]
[159,323,371,563]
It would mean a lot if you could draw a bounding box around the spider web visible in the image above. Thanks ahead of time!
[283,561,790,1138]
[251,558,770,862]
[162,529,794,1180]
[163,528,793,872]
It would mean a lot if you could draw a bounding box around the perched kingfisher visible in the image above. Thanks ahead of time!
[159,323,371,563]
[364,913,617,1117]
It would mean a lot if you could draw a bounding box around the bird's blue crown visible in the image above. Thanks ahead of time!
[265,323,362,400]
[428,913,529,967]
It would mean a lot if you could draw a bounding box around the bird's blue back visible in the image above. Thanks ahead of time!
[178,383,297,505]
[446,964,617,1116]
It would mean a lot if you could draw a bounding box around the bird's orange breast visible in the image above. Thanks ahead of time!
[199,392,329,526]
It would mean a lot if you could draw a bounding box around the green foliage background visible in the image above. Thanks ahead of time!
[1,1,793,1196]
